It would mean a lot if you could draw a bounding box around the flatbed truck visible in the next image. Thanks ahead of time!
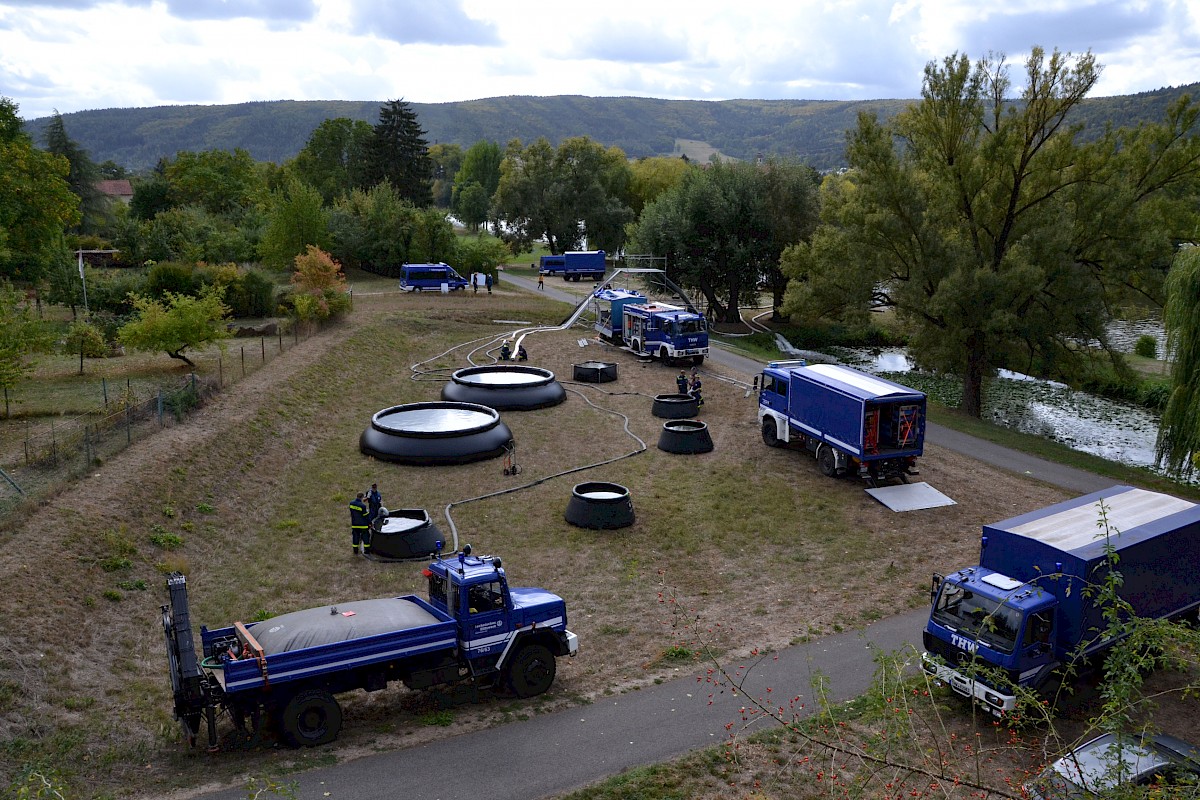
[162,547,578,748]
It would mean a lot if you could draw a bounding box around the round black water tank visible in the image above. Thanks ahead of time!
[573,361,619,382]
[657,419,714,454]
[442,365,566,410]
[367,509,444,560]
[564,482,635,529]
[652,393,698,419]
[360,402,513,465]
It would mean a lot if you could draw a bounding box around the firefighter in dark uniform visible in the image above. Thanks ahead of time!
[349,492,371,556]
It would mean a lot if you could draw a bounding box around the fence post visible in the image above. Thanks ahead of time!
[102,377,108,407]
[218,357,223,388]
[278,332,283,353]
[241,346,245,377]
[261,336,266,363]
[126,402,131,445]
[158,389,164,426]
[84,425,91,466]
[51,420,57,464]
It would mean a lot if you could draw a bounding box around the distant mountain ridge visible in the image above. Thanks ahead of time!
[22,86,1200,173]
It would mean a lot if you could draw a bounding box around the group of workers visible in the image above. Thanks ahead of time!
[348,483,385,556]
[676,369,704,406]
[499,340,528,362]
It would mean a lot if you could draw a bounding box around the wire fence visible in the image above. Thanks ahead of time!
[0,325,321,520]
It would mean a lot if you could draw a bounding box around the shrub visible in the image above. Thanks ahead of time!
[1134,334,1158,359]
[61,320,108,358]
[145,261,200,297]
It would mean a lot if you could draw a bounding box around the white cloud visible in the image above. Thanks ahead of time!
[0,0,1196,119]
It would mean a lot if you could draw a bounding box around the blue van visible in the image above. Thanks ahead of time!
[399,263,469,292]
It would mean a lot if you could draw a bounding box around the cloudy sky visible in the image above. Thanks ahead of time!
[1,0,1196,120]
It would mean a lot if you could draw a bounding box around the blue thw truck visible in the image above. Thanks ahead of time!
[162,547,578,748]
[591,288,709,365]
[758,362,925,484]
[540,250,607,282]
[922,486,1200,715]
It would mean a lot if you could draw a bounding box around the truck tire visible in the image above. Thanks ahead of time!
[691,355,704,366]
[280,689,342,747]
[506,643,556,698]
[817,447,839,478]
[659,346,671,364]
[762,418,782,448]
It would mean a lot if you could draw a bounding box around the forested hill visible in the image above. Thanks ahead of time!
[23,84,1200,173]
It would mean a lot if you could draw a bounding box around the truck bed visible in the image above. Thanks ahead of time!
[202,595,458,695]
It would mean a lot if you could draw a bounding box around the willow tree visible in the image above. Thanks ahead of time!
[1157,247,1200,478]
[783,48,1200,417]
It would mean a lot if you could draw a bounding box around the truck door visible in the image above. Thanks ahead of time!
[460,579,513,658]
[1017,609,1055,686]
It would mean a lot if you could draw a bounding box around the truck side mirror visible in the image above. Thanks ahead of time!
[930,573,943,605]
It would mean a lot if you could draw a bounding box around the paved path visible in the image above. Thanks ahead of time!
[195,273,1110,799]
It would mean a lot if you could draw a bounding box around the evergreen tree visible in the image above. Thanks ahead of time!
[366,99,433,207]
[44,111,106,234]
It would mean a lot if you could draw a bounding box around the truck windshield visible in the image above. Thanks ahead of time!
[679,319,705,334]
[932,581,1022,654]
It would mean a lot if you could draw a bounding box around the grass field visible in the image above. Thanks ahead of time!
[0,278,1187,799]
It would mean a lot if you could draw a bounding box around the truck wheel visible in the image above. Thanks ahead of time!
[506,643,556,698]
[691,355,704,366]
[659,347,672,364]
[762,418,782,448]
[817,447,839,478]
[280,689,342,747]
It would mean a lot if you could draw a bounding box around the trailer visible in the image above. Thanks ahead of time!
[162,547,578,748]
[540,250,607,282]
[758,362,925,484]
[591,288,708,365]
[922,486,1200,715]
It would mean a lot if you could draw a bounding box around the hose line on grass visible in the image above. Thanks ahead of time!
[442,385,647,551]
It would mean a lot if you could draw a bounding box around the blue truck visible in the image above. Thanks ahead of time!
[162,547,578,748]
[592,287,709,366]
[922,485,1200,715]
[757,362,925,484]
[540,250,607,282]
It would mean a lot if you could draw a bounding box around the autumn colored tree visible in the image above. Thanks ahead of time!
[287,245,350,322]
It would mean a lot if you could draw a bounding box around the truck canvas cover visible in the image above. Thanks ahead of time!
[252,597,444,654]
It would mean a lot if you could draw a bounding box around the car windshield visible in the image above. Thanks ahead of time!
[932,581,1022,654]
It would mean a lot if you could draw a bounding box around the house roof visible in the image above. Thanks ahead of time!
[95,179,133,197]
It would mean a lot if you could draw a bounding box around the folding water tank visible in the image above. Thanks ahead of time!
[368,509,444,560]
[657,419,714,454]
[573,361,619,383]
[652,393,698,419]
[564,482,635,529]
[442,365,565,410]
[360,402,513,465]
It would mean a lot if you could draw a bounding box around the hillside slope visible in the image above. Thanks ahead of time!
[21,84,1199,173]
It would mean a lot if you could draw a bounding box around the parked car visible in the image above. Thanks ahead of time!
[1026,733,1200,799]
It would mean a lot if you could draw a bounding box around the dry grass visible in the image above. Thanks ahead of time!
[0,284,1074,798]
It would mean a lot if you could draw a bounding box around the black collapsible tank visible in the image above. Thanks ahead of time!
[441,365,566,411]
[360,402,513,465]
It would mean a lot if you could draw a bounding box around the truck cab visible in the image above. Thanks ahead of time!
[623,302,708,365]
[922,567,1058,714]
[425,548,576,668]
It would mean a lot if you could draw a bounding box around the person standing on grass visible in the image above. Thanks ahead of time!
[538,272,544,290]
[486,273,493,294]
[690,371,704,406]
[366,483,382,521]
[349,493,370,556]
[676,370,689,394]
